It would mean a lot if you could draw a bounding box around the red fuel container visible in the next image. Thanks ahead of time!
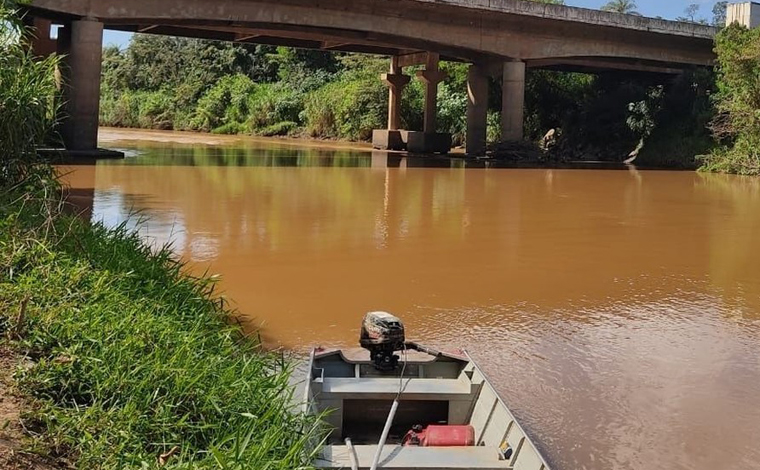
[403,425,475,447]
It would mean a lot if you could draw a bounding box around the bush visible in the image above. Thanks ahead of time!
[700,24,760,174]
[258,121,298,137]
[190,74,257,132]
[304,76,386,140]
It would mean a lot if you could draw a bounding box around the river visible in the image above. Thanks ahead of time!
[60,128,760,470]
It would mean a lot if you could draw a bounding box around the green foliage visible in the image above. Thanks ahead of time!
[0,5,61,186]
[600,0,639,14]
[637,69,716,168]
[0,182,325,468]
[701,24,760,175]
[304,72,387,140]
[191,74,258,132]
[524,70,594,140]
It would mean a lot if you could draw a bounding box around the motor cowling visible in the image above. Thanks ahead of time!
[359,311,405,371]
[402,425,475,447]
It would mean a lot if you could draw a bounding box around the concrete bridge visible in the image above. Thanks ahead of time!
[26,0,717,155]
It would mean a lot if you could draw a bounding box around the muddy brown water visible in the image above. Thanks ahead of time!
[59,129,760,470]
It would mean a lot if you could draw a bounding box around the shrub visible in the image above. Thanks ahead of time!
[304,76,386,140]
[190,74,257,132]
[700,24,760,174]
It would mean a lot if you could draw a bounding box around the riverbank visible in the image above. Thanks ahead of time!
[0,175,322,469]
[99,127,376,153]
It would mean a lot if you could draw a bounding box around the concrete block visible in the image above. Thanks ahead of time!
[727,2,760,28]
[372,129,407,151]
[406,131,452,154]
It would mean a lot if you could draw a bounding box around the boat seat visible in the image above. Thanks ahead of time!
[315,444,512,469]
[318,377,474,401]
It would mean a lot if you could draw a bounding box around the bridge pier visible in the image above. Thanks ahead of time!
[416,53,447,134]
[373,57,411,151]
[384,57,410,131]
[59,19,104,152]
[409,53,451,154]
[501,61,526,142]
[373,53,452,154]
[466,64,489,156]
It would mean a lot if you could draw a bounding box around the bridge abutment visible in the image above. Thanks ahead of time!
[59,19,104,152]
[466,64,489,156]
[501,61,526,142]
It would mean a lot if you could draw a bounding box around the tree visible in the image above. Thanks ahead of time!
[600,0,640,15]
[713,1,728,27]
[679,3,700,22]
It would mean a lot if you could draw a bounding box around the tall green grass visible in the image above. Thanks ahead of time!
[0,4,61,186]
[0,185,325,469]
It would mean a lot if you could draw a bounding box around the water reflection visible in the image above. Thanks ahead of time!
[59,138,760,470]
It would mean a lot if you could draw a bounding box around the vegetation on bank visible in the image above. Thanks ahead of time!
[700,24,760,175]
[1,6,323,469]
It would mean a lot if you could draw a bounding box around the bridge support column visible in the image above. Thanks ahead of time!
[416,53,447,134]
[466,64,489,156]
[384,57,410,131]
[373,57,411,151]
[409,53,451,154]
[60,19,104,152]
[501,61,526,141]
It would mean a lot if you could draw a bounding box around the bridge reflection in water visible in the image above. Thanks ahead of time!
[60,138,760,470]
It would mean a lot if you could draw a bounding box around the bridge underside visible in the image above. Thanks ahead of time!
[26,0,716,154]
[97,23,692,76]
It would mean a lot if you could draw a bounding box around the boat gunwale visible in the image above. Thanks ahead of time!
[305,346,552,470]
[463,349,552,470]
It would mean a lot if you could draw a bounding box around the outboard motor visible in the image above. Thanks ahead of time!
[360,311,405,371]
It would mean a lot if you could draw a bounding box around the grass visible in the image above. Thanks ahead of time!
[0,174,325,469]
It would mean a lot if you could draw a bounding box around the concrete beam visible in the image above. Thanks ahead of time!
[398,52,430,68]
[502,61,525,142]
[60,19,104,151]
[466,64,489,155]
[527,58,684,75]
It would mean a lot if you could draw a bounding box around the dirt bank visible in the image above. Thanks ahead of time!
[0,347,56,470]
[98,127,374,152]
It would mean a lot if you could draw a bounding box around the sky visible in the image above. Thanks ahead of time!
[101,0,724,48]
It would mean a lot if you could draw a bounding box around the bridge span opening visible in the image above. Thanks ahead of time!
[24,0,717,155]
